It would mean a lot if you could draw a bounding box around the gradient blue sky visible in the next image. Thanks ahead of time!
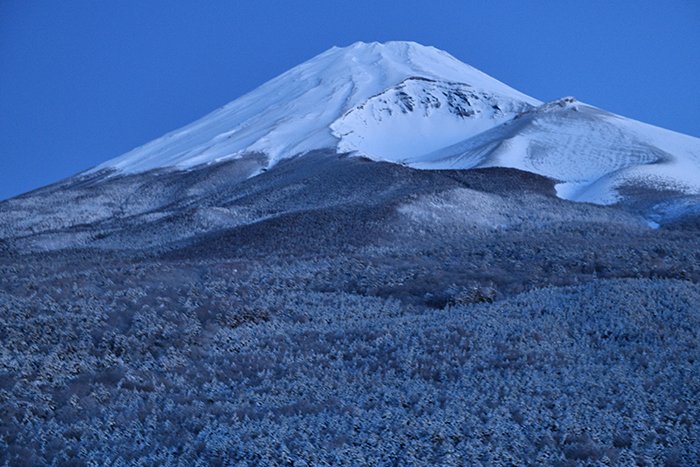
[1,1,698,200]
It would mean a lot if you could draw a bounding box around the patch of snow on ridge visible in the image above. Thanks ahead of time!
[94,41,539,174]
[331,78,533,161]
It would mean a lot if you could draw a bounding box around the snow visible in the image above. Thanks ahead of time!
[331,78,533,161]
[95,41,537,174]
[93,41,700,207]
[409,99,700,205]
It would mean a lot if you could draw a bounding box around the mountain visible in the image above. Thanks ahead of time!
[88,40,700,213]
[2,40,700,251]
[94,41,538,174]
[2,42,700,464]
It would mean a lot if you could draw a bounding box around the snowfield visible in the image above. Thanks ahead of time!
[413,98,700,205]
[330,77,533,160]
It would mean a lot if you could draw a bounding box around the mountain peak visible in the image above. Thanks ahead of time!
[95,41,538,174]
[92,41,700,212]
[336,40,453,58]
[333,40,435,53]
[300,40,535,101]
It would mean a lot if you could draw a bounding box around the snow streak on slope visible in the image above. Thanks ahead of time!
[95,41,538,174]
[409,98,700,205]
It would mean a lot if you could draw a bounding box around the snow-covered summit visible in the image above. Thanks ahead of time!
[95,41,539,173]
[94,40,700,209]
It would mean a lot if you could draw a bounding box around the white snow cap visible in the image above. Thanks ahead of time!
[95,41,538,173]
[96,41,700,206]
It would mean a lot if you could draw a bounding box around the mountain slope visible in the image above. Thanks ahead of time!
[409,97,700,207]
[331,77,533,160]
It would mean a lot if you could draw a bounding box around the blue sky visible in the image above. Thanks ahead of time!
[1,1,698,200]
